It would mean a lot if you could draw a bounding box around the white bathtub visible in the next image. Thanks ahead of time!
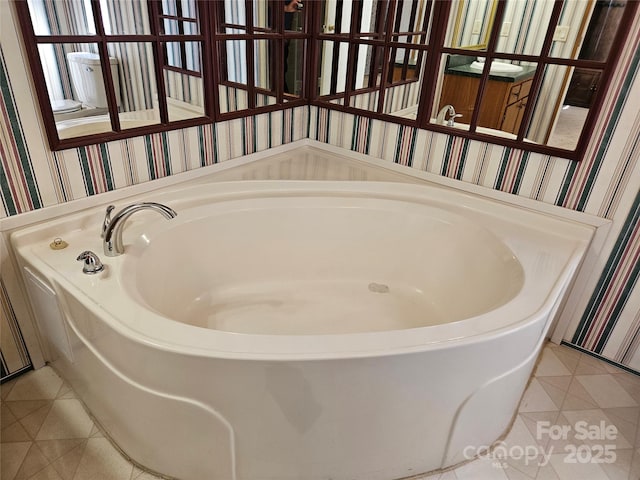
[12,178,593,480]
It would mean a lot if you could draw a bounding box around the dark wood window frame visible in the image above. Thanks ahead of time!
[14,0,640,160]
[212,0,310,117]
[15,0,218,150]
[312,0,432,108]
[310,0,639,162]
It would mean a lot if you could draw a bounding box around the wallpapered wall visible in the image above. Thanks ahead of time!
[2,5,640,374]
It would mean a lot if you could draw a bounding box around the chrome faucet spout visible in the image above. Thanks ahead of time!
[103,202,177,257]
[436,104,462,127]
[436,104,455,125]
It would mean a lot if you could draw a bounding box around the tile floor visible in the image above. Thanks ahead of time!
[2,342,640,480]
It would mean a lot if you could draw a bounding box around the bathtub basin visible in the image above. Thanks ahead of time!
[126,196,524,335]
[12,179,593,480]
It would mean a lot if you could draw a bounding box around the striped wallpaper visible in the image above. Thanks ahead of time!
[0,45,42,216]
[2,6,640,373]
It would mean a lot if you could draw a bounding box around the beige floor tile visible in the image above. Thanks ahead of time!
[534,350,573,378]
[89,424,104,438]
[6,370,63,402]
[29,464,65,480]
[540,413,587,456]
[629,449,640,479]
[51,441,86,480]
[536,379,568,410]
[19,403,53,439]
[35,400,94,441]
[548,452,609,479]
[503,417,546,478]
[36,439,86,463]
[560,378,599,411]
[415,470,459,480]
[536,376,572,394]
[518,380,560,413]
[55,384,76,401]
[547,345,581,374]
[2,402,17,427]
[454,456,510,479]
[1,441,31,480]
[611,373,640,404]
[14,443,49,480]
[130,466,144,479]
[133,472,165,480]
[574,354,611,376]
[518,411,561,450]
[1,420,32,443]
[562,409,632,449]
[5,400,52,422]
[599,447,633,480]
[437,471,459,480]
[73,438,133,480]
[575,375,638,408]
[1,378,18,400]
[635,424,640,448]
[532,463,560,480]
[601,361,630,374]
[503,465,535,480]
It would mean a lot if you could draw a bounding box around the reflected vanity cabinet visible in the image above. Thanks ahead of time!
[439,61,535,135]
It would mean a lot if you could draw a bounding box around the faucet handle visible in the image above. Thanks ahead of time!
[447,113,463,127]
[101,205,115,238]
[77,251,105,275]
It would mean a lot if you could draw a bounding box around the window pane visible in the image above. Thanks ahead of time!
[354,0,390,38]
[320,0,352,35]
[284,1,304,32]
[528,64,596,150]
[388,47,423,84]
[390,0,433,43]
[218,85,249,114]
[111,42,161,129]
[162,18,199,35]
[161,0,198,19]
[40,43,114,138]
[317,40,349,97]
[351,44,384,91]
[223,40,248,84]
[285,39,305,96]
[432,54,481,128]
[475,60,538,137]
[385,49,427,118]
[549,0,626,61]
[28,0,96,36]
[165,42,202,73]
[494,0,552,56]
[254,39,273,91]
[446,0,495,49]
[102,0,151,35]
[255,0,274,31]
[221,0,247,28]
[164,71,204,121]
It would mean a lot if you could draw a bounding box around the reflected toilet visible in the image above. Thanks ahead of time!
[52,52,121,122]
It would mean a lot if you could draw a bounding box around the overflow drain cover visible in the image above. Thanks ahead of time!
[368,282,390,293]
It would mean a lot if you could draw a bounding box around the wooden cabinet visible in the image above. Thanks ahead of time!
[439,73,533,135]
[564,68,601,108]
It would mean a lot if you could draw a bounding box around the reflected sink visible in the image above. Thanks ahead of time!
[470,61,523,73]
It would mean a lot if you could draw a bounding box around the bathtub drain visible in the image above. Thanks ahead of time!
[368,282,390,293]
